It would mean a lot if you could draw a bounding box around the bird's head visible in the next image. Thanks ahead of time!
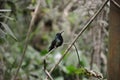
[56,31,64,36]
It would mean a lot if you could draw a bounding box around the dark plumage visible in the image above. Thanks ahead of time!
[48,31,64,52]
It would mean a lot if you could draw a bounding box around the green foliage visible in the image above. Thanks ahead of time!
[0,22,17,40]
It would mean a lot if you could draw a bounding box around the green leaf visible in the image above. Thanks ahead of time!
[0,28,6,38]
[0,29,6,44]
[40,50,48,55]
[75,67,86,75]
[66,65,77,74]
[0,22,17,41]
[0,13,14,21]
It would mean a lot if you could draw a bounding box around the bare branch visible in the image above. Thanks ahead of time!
[0,9,11,12]
[48,0,109,75]
[45,70,54,80]
[73,44,81,67]
[84,68,103,79]
[43,47,57,60]
[44,59,54,80]
[13,0,41,80]
[111,0,120,8]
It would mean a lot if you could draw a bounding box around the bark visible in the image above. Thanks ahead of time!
[108,0,120,80]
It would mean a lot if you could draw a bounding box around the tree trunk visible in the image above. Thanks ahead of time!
[108,0,120,80]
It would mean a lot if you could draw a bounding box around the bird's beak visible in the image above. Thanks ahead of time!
[60,31,64,34]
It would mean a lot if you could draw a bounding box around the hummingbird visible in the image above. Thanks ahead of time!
[48,31,64,52]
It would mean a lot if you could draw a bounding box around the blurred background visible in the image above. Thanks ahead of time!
[0,0,109,80]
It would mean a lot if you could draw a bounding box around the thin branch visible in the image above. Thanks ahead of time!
[48,0,109,74]
[43,47,57,60]
[73,44,81,67]
[73,44,81,80]
[13,0,41,80]
[43,59,47,70]
[0,13,14,21]
[84,68,103,79]
[43,60,54,80]
[45,70,54,80]
[111,0,120,8]
[0,9,11,12]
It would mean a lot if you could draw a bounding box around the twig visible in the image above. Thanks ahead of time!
[0,9,11,12]
[48,0,109,74]
[111,0,120,8]
[43,47,57,60]
[84,68,103,79]
[45,70,54,80]
[0,13,14,21]
[73,44,81,67]
[13,0,41,80]
[43,60,54,80]
[73,44,80,80]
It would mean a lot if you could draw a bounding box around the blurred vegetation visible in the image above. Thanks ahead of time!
[0,0,109,80]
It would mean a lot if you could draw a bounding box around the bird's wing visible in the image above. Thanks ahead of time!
[48,39,56,51]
